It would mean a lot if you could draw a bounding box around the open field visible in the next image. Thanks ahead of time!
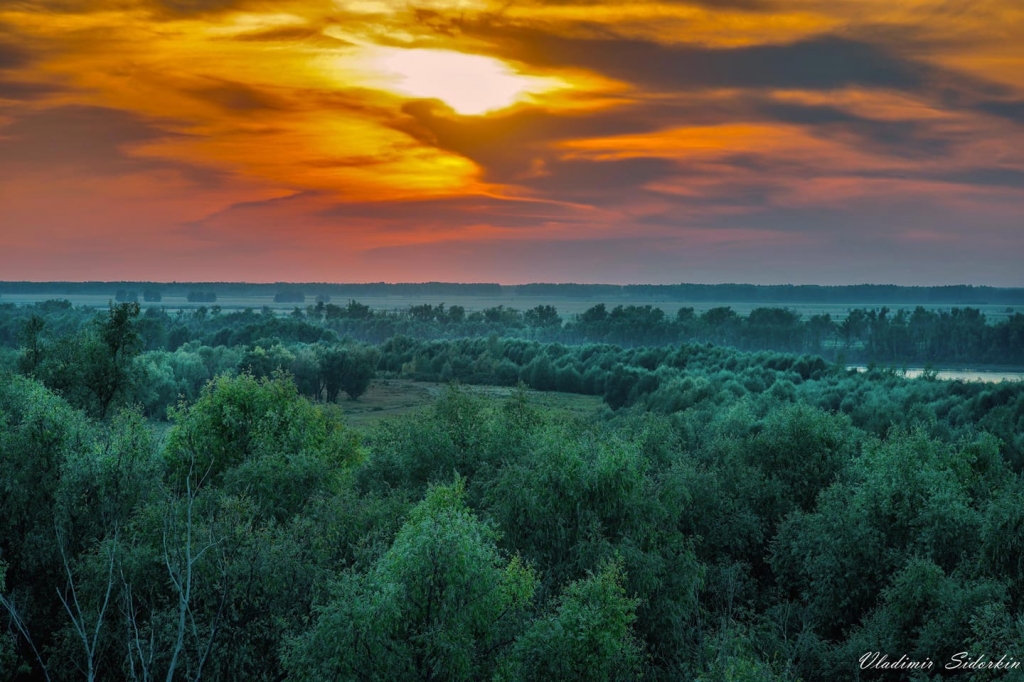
[333,378,608,428]
[1,291,1019,322]
[144,380,606,436]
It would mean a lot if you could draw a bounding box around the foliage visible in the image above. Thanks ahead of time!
[163,372,360,495]
[3,298,1024,681]
[496,560,645,682]
[285,479,537,682]
[26,302,143,419]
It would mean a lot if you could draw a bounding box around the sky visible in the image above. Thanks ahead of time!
[0,0,1022,285]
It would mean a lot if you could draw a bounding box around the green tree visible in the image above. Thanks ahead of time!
[290,344,322,399]
[17,313,46,375]
[241,342,295,379]
[524,305,560,328]
[319,345,379,401]
[285,480,537,682]
[483,423,703,673]
[341,347,379,400]
[33,302,142,418]
[841,558,1006,673]
[772,430,1001,644]
[163,372,359,492]
[496,560,645,682]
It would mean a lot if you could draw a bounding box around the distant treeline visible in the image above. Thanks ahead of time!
[2,281,1024,304]
[186,291,217,303]
[2,298,1023,366]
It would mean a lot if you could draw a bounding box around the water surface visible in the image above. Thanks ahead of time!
[849,367,1024,383]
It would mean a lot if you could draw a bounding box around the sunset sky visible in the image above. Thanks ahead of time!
[1,0,1022,284]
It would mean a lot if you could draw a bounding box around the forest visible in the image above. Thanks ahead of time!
[2,298,1024,681]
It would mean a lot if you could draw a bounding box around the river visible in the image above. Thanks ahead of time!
[848,367,1024,383]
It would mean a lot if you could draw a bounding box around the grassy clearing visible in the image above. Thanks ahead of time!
[334,378,608,428]
[144,379,606,442]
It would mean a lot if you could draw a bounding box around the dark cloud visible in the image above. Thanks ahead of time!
[502,0,771,9]
[755,101,955,159]
[231,25,348,44]
[433,11,927,91]
[977,99,1024,123]
[10,0,269,18]
[650,0,773,8]
[395,110,701,207]
[472,27,929,91]
[148,0,246,16]
[753,102,863,126]
[319,194,581,230]
[0,41,29,69]
[0,0,139,14]
[0,79,58,100]
[935,168,1024,189]
[0,0,259,15]
[395,99,679,184]
[395,92,965,212]
[0,104,222,184]
[518,157,679,205]
[189,80,289,113]
[394,99,749,207]
[0,105,177,168]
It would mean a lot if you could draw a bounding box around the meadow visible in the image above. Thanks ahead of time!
[333,378,606,428]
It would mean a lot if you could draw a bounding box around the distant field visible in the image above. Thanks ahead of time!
[143,380,605,437]
[0,292,1018,322]
[333,379,607,428]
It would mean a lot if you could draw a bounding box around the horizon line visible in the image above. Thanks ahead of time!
[2,281,1023,290]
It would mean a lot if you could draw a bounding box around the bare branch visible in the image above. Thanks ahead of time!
[119,565,155,682]
[53,526,118,682]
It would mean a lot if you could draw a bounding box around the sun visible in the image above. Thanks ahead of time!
[363,47,565,115]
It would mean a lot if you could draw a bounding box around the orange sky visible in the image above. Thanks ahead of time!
[1,0,1022,284]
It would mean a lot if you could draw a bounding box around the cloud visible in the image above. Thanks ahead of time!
[394,100,658,184]
[477,28,930,91]
[936,168,1024,189]
[510,0,772,9]
[977,99,1024,123]
[0,105,222,184]
[0,41,29,70]
[230,25,348,44]
[0,79,58,100]
[517,156,680,206]
[753,101,956,159]
[10,0,281,18]
[319,194,584,230]
[0,105,170,166]
[155,0,245,13]
[188,79,290,113]
[394,92,968,213]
